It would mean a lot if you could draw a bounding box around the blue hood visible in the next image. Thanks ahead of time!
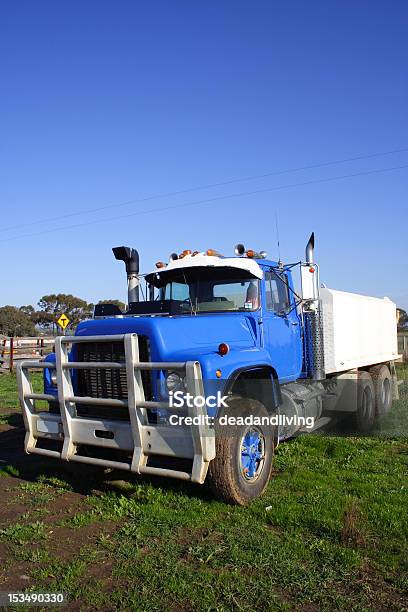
[76,313,259,364]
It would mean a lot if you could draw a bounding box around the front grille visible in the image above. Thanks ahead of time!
[75,337,152,420]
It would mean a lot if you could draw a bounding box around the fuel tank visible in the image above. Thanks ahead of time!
[278,381,324,440]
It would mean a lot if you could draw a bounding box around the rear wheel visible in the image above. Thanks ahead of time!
[353,371,375,433]
[370,364,392,417]
[207,397,275,505]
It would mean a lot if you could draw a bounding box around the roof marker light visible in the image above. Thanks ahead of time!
[206,249,222,257]
[246,249,265,258]
[156,261,166,269]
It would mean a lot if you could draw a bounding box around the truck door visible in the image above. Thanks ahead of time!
[262,269,302,382]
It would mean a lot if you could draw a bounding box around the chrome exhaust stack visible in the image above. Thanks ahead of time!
[305,232,315,265]
[302,232,325,381]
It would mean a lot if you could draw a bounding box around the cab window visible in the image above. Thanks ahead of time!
[164,282,190,301]
[265,270,290,313]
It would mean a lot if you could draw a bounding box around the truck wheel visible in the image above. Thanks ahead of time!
[370,365,392,417]
[353,371,375,433]
[207,397,275,505]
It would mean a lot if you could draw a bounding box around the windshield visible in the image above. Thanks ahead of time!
[146,267,260,314]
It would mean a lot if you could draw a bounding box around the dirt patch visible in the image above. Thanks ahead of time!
[341,499,366,547]
[46,520,118,563]
[0,504,119,592]
[334,561,407,610]
[0,419,118,592]
[177,526,224,548]
[0,479,31,522]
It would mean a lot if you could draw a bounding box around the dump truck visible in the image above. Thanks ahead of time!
[17,235,400,504]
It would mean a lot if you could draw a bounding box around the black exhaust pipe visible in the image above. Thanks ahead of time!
[112,246,140,303]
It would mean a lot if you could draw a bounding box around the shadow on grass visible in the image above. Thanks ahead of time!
[0,412,23,427]
[0,421,214,502]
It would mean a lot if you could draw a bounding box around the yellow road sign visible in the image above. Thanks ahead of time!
[56,313,70,330]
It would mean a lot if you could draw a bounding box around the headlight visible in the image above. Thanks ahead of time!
[51,370,57,386]
[166,371,185,393]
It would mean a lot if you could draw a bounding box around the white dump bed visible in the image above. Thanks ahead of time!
[320,288,399,374]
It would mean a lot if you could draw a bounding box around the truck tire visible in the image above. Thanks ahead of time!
[370,364,392,417]
[207,397,275,505]
[353,371,376,433]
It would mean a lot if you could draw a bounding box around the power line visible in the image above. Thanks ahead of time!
[1,146,408,233]
[4,162,408,243]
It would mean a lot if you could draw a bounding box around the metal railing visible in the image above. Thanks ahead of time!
[1,336,54,372]
[397,331,408,362]
[17,333,215,484]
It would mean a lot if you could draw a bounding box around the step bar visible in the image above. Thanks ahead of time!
[16,333,215,484]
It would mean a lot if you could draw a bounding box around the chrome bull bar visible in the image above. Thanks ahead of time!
[16,333,215,484]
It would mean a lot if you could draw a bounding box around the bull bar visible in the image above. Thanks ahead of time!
[16,334,215,483]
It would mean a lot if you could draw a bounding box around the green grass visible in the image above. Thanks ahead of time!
[0,464,20,478]
[0,371,44,418]
[17,424,408,610]
[0,370,407,609]
[0,521,48,544]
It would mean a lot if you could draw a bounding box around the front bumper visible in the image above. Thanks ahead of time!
[17,333,215,484]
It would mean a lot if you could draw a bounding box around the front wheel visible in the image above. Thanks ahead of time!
[207,397,275,505]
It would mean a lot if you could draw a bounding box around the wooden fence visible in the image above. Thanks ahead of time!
[0,337,55,373]
[398,330,408,363]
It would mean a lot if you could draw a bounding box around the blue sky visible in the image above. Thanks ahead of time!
[1,1,407,309]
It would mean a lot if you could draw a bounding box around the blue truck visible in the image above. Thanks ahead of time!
[17,235,399,504]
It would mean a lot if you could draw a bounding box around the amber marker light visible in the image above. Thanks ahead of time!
[155,261,166,269]
[246,250,255,258]
[218,343,229,356]
[216,369,222,378]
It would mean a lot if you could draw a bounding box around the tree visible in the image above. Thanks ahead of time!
[397,308,408,329]
[37,294,94,328]
[19,305,35,316]
[0,306,36,336]
[32,310,54,331]
[98,299,126,312]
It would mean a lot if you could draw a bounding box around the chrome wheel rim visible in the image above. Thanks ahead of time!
[239,427,266,482]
